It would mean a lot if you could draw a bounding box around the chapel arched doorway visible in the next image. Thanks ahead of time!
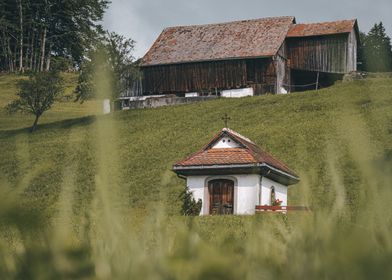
[208,179,234,215]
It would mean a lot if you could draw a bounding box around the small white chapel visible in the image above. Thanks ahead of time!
[173,128,299,215]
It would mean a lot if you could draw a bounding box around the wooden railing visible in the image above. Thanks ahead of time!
[255,205,311,212]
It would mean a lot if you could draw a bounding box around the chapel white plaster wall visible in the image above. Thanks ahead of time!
[261,177,288,206]
[234,174,260,215]
[186,174,260,215]
[186,176,206,215]
[212,137,240,148]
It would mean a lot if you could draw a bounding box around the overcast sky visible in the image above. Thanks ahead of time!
[103,0,391,59]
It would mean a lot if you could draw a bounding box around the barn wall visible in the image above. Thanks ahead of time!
[141,58,277,95]
[246,58,277,94]
[122,96,218,110]
[276,42,291,94]
[287,34,350,74]
[347,29,357,72]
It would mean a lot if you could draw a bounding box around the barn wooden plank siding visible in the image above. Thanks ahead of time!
[276,42,291,92]
[286,20,359,74]
[143,58,277,94]
[287,35,349,73]
[139,17,359,96]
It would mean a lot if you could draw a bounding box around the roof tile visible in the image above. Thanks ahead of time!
[141,16,295,66]
[287,19,357,38]
[176,148,257,166]
[174,128,298,178]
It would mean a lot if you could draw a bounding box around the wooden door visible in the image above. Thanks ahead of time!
[208,179,234,215]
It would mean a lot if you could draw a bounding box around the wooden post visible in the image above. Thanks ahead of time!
[316,71,320,91]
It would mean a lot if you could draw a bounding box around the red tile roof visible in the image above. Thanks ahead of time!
[174,128,298,178]
[141,16,295,66]
[287,19,357,38]
[176,148,257,166]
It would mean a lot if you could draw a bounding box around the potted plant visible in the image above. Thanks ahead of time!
[272,199,283,207]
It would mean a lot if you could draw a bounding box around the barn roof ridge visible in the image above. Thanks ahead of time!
[161,16,296,30]
[296,18,357,26]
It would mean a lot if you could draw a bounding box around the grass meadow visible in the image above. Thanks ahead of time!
[1,73,392,279]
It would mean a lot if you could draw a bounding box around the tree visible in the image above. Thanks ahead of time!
[0,0,109,72]
[106,32,139,97]
[6,71,64,132]
[16,0,23,72]
[75,32,141,102]
[357,31,367,71]
[360,22,392,72]
[179,187,202,216]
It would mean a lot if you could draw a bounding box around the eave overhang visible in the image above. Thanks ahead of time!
[140,55,273,68]
[173,163,299,186]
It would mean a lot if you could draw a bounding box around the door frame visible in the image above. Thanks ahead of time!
[204,176,237,215]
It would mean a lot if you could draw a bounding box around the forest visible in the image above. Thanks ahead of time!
[0,0,111,73]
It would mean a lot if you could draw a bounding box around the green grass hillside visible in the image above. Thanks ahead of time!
[1,74,392,278]
[1,75,391,213]
[0,73,101,131]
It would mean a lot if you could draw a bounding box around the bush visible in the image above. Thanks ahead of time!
[51,57,73,72]
[180,187,202,216]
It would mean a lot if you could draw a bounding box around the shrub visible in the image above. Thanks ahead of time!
[179,187,202,216]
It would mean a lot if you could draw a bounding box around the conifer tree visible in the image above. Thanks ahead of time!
[179,187,202,216]
[361,22,392,72]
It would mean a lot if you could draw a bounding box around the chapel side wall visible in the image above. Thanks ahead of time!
[261,177,288,206]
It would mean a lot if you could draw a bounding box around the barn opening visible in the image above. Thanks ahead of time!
[291,70,344,92]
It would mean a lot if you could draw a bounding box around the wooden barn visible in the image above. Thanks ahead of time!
[139,16,359,96]
[286,20,359,91]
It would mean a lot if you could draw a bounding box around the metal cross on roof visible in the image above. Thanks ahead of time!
[222,113,231,128]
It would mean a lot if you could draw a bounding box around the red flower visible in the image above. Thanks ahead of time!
[273,199,283,206]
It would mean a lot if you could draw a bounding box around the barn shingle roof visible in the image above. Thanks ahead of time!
[141,16,295,66]
[173,128,298,178]
[287,19,357,38]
